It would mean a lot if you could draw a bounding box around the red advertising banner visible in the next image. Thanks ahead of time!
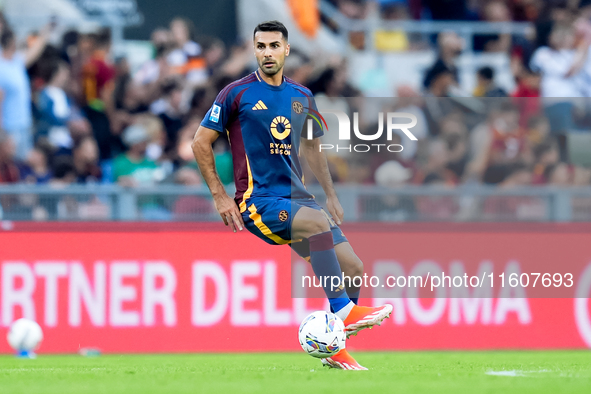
[0,223,590,354]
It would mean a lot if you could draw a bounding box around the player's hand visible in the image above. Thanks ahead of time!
[326,196,344,225]
[213,194,244,233]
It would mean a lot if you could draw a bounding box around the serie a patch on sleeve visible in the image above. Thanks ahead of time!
[210,104,221,123]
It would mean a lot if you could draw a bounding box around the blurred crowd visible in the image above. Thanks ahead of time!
[312,0,591,191]
[0,0,591,221]
[0,15,235,190]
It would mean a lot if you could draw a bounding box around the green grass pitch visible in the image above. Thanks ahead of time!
[1,351,590,393]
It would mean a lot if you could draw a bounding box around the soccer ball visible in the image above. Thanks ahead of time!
[7,318,43,353]
[298,311,346,358]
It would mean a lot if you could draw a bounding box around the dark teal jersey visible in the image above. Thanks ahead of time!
[201,70,322,213]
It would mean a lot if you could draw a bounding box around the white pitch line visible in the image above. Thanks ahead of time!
[1,367,107,372]
[486,370,523,377]
[486,369,553,377]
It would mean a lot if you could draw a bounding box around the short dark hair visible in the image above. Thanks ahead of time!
[96,27,112,47]
[0,29,15,50]
[478,66,494,81]
[534,139,557,160]
[52,156,76,180]
[41,59,67,83]
[253,20,288,41]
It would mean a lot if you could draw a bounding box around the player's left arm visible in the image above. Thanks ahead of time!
[301,137,344,225]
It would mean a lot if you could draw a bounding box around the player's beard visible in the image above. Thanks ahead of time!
[259,58,284,76]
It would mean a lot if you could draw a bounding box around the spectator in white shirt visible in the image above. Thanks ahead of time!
[167,18,207,86]
[530,24,591,139]
[530,24,589,98]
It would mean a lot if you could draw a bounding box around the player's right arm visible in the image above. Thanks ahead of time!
[192,126,244,232]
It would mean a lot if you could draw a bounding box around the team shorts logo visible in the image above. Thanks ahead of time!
[278,210,289,222]
[292,101,304,114]
[270,116,291,140]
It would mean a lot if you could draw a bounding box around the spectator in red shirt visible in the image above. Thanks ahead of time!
[82,28,116,111]
[467,102,530,184]
[81,28,117,163]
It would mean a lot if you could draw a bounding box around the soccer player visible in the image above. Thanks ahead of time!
[192,20,392,370]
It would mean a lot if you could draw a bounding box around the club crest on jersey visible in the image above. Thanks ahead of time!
[292,101,303,114]
[209,104,221,123]
[278,210,289,222]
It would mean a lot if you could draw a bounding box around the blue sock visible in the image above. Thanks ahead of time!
[331,296,357,312]
[309,231,351,313]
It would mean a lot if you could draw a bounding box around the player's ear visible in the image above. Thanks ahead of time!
[285,43,290,57]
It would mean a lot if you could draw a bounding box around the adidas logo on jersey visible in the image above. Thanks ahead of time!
[252,100,268,110]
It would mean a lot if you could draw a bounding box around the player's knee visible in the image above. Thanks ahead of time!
[293,208,331,239]
[307,213,331,236]
[351,257,364,278]
[343,254,364,278]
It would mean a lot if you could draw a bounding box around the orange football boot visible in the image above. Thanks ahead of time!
[321,349,368,370]
[342,304,393,338]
